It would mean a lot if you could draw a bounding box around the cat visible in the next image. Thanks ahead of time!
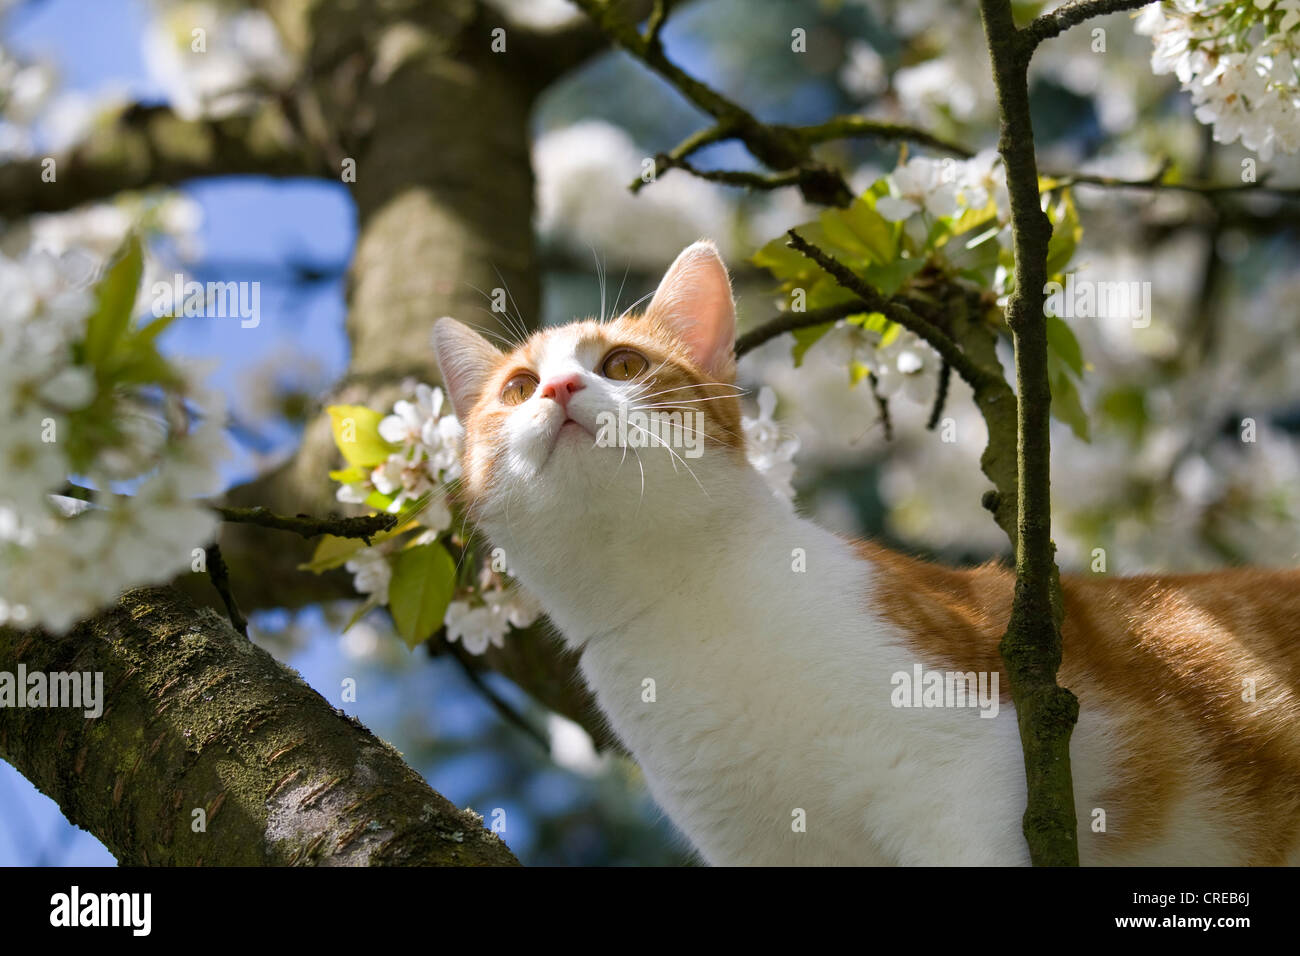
[432,240,1300,866]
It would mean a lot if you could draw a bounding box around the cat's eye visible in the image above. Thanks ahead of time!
[601,348,649,381]
[500,372,538,406]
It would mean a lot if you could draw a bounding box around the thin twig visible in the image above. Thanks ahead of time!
[735,302,869,358]
[56,484,399,544]
[927,360,952,431]
[1023,0,1154,50]
[447,645,550,752]
[784,230,997,390]
[212,506,398,543]
[866,372,894,441]
[205,543,248,637]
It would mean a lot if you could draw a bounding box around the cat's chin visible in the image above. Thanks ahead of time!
[535,418,597,471]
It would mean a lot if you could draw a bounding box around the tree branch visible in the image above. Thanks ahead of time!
[980,0,1081,867]
[572,0,853,205]
[1023,0,1154,50]
[499,0,656,85]
[784,230,1000,391]
[213,505,397,543]
[734,302,868,357]
[0,102,323,217]
[0,587,518,865]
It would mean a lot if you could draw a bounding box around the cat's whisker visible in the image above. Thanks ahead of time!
[614,288,657,323]
[590,245,607,323]
[628,409,731,448]
[610,260,631,325]
[463,281,530,348]
[637,394,749,406]
[634,382,748,399]
[458,311,521,351]
[624,420,708,496]
[488,265,533,345]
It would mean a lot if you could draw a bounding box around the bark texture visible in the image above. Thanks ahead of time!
[0,587,518,866]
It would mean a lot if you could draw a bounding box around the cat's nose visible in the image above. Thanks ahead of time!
[540,373,585,412]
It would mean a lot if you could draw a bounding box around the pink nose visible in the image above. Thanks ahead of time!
[540,373,585,411]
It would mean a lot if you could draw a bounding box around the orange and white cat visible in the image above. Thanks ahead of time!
[432,241,1300,866]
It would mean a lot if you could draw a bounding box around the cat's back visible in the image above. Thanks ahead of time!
[862,541,1300,862]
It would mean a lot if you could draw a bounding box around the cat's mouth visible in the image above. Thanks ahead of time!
[538,415,596,469]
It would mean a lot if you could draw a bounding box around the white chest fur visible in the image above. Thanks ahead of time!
[488,466,1032,865]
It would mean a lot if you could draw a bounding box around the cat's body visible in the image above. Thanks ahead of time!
[433,241,1300,866]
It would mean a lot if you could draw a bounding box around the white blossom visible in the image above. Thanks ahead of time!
[1137,1,1300,159]
[0,246,228,632]
[345,548,392,606]
[875,157,960,222]
[742,386,801,501]
[444,599,510,655]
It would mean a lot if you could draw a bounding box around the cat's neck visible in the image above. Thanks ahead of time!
[486,458,830,649]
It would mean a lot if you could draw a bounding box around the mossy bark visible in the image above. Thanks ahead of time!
[978,0,1080,866]
[0,587,518,866]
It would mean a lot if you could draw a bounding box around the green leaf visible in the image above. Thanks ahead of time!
[862,257,926,296]
[1046,314,1085,378]
[300,534,368,573]
[1045,189,1081,277]
[135,311,179,345]
[388,542,457,650]
[1049,359,1090,442]
[751,235,812,280]
[328,465,368,485]
[327,405,397,467]
[827,197,896,264]
[343,595,382,634]
[298,521,420,573]
[112,347,180,386]
[83,234,144,366]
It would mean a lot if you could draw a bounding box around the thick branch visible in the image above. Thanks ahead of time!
[498,0,656,84]
[980,0,1080,867]
[0,102,322,217]
[0,587,518,866]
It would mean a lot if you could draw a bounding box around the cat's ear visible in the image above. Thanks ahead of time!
[432,317,501,418]
[646,240,737,381]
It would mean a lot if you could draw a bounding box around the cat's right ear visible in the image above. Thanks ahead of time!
[432,317,501,418]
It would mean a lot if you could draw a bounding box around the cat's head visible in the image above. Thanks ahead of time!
[431,241,746,526]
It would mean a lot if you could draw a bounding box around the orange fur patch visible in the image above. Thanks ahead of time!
[861,540,1300,861]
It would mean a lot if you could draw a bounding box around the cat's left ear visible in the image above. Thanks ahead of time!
[431,317,502,418]
[646,240,736,382]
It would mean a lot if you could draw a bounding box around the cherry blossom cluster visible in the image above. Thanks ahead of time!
[0,249,228,631]
[1137,0,1300,160]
